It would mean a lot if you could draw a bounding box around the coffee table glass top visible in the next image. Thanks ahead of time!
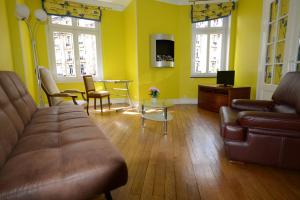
[141,99,174,108]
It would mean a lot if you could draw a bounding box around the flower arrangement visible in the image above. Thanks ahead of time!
[149,87,160,98]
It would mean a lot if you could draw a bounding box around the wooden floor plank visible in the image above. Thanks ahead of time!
[91,105,300,200]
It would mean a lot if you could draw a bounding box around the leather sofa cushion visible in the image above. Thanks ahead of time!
[0,72,37,126]
[272,72,300,113]
[0,106,127,200]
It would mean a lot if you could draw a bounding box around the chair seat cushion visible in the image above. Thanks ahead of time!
[88,91,109,98]
[0,106,127,200]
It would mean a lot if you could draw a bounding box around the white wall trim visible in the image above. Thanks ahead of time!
[169,98,198,104]
[156,0,237,6]
[72,0,126,11]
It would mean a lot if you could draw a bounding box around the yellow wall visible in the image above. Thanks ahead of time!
[136,0,237,100]
[5,0,25,82]
[3,0,262,103]
[0,0,14,71]
[234,0,263,99]
[137,0,181,100]
[16,0,129,102]
[124,0,139,101]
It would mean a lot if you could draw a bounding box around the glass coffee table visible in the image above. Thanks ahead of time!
[141,99,174,134]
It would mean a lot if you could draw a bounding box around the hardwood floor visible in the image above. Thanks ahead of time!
[92,105,300,200]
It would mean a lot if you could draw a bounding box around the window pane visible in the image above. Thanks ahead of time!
[265,65,272,84]
[77,19,96,28]
[194,34,208,73]
[275,41,285,63]
[210,19,223,27]
[278,17,288,40]
[297,38,300,61]
[268,23,276,43]
[196,21,208,28]
[269,1,277,22]
[53,32,76,77]
[78,34,98,76]
[266,44,274,64]
[280,0,289,16]
[51,16,72,26]
[273,64,282,84]
[208,34,222,73]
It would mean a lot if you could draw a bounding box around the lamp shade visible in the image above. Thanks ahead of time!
[34,9,48,22]
[16,4,30,20]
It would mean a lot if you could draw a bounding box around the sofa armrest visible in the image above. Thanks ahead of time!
[238,111,300,133]
[232,99,274,111]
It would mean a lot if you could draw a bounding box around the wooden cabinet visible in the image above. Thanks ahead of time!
[198,85,251,112]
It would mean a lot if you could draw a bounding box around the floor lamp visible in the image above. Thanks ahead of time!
[16,4,47,107]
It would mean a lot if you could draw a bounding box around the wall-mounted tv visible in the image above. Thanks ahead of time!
[217,70,235,86]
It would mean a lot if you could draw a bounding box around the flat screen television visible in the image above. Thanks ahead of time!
[217,71,235,86]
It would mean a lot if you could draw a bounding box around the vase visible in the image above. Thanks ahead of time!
[151,97,157,103]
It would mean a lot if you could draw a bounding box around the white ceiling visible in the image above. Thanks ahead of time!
[73,0,231,11]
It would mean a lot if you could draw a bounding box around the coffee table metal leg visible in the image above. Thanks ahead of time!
[164,107,168,134]
[142,104,145,128]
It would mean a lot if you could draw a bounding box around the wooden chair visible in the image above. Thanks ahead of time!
[83,75,110,114]
[39,67,86,107]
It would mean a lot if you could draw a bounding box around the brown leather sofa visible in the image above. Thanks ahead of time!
[220,72,300,169]
[0,72,128,199]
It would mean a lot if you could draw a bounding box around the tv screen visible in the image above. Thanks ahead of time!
[217,71,235,86]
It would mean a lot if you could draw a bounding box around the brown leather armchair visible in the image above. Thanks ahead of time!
[220,72,300,169]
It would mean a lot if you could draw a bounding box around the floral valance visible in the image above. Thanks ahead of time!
[192,2,236,23]
[42,0,102,21]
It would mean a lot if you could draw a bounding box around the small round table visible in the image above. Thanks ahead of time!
[141,99,174,134]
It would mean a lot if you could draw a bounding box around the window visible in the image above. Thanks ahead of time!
[48,16,102,82]
[191,18,230,77]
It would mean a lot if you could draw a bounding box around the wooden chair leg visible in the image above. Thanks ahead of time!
[100,97,103,113]
[86,98,89,115]
[104,191,112,200]
[94,98,96,109]
[108,95,110,110]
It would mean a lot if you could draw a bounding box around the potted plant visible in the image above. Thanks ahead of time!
[149,87,160,103]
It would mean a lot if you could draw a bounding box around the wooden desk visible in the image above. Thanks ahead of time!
[198,85,251,112]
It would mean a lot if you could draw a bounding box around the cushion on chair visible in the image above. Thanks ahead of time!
[39,67,64,105]
[88,91,110,98]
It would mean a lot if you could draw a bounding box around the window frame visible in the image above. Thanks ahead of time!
[47,16,103,83]
[191,17,231,78]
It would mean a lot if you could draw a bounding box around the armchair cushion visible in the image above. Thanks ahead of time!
[238,111,300,132]
[232,99,274,111]
[272,72,300,113]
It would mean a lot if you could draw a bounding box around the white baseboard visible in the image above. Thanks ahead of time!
[170,98,198,104]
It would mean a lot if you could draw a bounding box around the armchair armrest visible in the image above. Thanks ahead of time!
[62,90,86,100]
[238,111,300,133]
[50,93,79,105]
[62,89,84,94]
[232,99,274,111]
[50,93,78,98]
